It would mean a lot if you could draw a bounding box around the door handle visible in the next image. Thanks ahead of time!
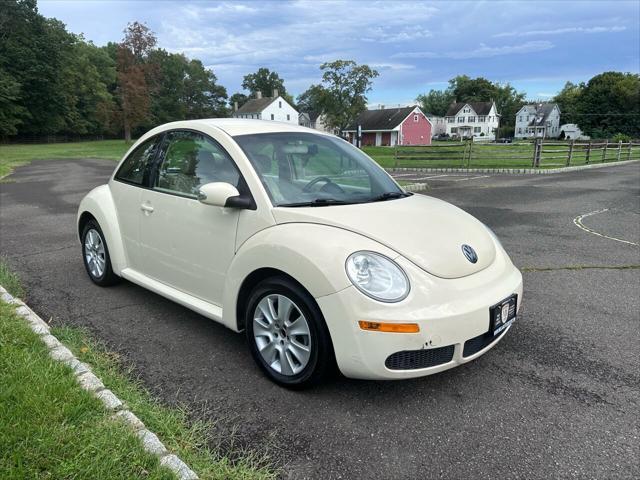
[140,204,154,214]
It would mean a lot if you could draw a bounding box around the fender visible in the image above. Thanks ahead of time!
[77,184,128,275]
[221,222,399,331]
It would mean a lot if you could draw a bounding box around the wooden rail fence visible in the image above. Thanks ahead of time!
[392,140,640,168]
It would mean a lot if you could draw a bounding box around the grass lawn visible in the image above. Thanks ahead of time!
[1,139,638,181]
[0,140,130,178]
[0,262,275,479]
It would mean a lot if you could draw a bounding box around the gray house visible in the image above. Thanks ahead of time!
[515,103,561,139]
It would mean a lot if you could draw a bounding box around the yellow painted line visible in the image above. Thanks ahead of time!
[573,209,639,247]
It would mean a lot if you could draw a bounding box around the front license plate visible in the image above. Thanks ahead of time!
[490,294,517,336]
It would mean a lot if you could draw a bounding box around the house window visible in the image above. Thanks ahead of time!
[478,116,485,122]
[468,116,475,122]
[270,114,274,120]
[447,117,454,123]
[451,127,458,134]
[518,128,522,134]
[414,114,419,122]
[457,116,464,123]
[519,116,523,122]
[287,114,290,121]
[279,101,282,108]
[474,127,481,133]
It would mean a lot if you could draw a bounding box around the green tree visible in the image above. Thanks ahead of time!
[183,59,228,119]
[553,81,584,126]
[575,72,639,138]
[415,89,454,116]
[317,60,379,132]
[296,84,327,114]
[229,92,249,111]
[0,68,26,135]
[242,67,286,98]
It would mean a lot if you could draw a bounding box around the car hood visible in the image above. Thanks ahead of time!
[272,194,496,279]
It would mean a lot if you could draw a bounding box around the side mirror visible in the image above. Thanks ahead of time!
[197,182,252,209]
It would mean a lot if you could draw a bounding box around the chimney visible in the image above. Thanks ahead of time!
[273,89,279,98]
[256,91,262,99]
[234,101,238,112]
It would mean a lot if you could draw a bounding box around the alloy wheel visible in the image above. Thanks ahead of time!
[252,294,312,376]
[84,228,106,278]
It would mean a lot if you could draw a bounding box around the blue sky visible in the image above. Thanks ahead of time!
[39,0,640,105]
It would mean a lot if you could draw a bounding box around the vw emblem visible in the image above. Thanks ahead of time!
[461,244,478,264]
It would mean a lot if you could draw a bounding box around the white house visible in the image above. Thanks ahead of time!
[444,102,500,140]
[559,123,589,140]
[232,90,298,125]
[298,111,335,134]
[515,103,561,139]
[425,114,446,137]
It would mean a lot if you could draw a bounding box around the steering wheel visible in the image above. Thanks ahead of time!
[302,176,344,194]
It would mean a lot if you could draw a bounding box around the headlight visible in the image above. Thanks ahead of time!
[345,251,410,302]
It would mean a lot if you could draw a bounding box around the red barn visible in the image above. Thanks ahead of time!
[344,106,432,146]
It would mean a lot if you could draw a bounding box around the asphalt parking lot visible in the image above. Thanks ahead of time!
[1,159,639,479]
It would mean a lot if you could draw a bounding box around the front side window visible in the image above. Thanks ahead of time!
[235,132,405,207]
[114,137,159,185]
[468,116,475,123]
[457,116,464,123]
[154,131,240,197]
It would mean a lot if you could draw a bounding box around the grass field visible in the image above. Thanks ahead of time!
[0,261,275,479]
[0,140,130,178]
[1,139,638,180]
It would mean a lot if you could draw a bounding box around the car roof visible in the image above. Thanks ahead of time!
[157,118,331,138]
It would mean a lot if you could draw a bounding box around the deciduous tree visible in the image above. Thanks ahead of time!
[317,60,379,132]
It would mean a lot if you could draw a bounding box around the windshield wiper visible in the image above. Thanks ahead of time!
[369,191,412,202]
[281,198,356,207]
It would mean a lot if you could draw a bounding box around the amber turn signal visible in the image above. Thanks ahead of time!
[358,321,420,333]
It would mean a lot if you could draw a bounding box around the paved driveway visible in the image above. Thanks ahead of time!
[1,159,639,479]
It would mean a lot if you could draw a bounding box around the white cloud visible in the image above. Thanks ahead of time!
[362,27,432,43]
[494,25,626,38]
[393,41,554,60]
[369,62,416,71]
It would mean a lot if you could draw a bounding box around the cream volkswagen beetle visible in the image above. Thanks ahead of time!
[77,119,522,388]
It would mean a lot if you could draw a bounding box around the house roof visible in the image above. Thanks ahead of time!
[345,106,417,131]
[446,101,495,117]
[234,96,277,114]
[525,103,559,126]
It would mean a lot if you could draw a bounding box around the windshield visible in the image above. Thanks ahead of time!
[234,132,406,207]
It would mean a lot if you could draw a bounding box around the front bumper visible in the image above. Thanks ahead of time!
[316,252,523,380]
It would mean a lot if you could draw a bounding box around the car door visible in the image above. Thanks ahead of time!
[110,135,162,271]
[138,130,242,306]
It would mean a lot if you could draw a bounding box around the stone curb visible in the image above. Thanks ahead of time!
[388,158,639,177]
[0,285,198,480]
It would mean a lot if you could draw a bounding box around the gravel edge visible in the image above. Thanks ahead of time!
[0,285,199,480]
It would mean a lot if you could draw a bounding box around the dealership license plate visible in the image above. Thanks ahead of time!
[490,294,518,336]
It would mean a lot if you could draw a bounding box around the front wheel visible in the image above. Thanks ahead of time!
[245,277,335,388]
[81,220,119,286]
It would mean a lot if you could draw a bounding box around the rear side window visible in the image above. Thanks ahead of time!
[154,130,240,197]
[114,137,159,185]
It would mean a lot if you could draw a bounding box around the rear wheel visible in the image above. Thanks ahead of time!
[81,220,119,286]
[245,277,335,388]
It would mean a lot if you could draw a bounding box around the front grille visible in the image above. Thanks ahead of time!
[463,328,506,357]
[385,345,455,370]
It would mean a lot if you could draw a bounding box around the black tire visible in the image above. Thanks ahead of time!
[245,276,335,389]
[81,220,120,287]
